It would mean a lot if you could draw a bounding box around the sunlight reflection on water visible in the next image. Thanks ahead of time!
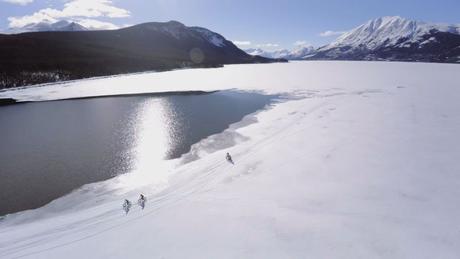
[117,98,177,189]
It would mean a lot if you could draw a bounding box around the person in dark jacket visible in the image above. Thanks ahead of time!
[226,152,234,164]
[123,199,132,215]
[138,194,146,209]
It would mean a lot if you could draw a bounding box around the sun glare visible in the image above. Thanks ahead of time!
[117,98,176,189]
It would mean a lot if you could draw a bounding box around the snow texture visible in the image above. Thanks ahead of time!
[1,61,460,259]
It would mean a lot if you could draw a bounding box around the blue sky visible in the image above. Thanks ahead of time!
[1,0,459,50]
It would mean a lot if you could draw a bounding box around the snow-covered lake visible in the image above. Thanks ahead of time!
[1,61,459,259]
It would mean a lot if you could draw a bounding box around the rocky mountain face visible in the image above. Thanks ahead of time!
[308,16,460,63]
[0,21,282,89]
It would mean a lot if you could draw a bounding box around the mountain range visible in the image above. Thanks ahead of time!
[0,21,282,89]
[8,20,88,34]
[0,16,458,89]
[246,16,460,63]
[245,44,316,60]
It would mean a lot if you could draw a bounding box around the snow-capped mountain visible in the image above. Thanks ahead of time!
[323,16,459,50]
[245,48,290,59]
[309,16,460,63]
[289,44,316,59]
[9,20,88,34]
[245,44,316,60]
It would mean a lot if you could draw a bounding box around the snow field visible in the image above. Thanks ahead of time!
[1,61,460,258]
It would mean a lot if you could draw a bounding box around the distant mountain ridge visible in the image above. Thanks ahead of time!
[8,20,88,34]
[323,16,460,50]
[245,44,316,60]
[310,16,460,63]
[0,21,283,89]
[247,16,460,63]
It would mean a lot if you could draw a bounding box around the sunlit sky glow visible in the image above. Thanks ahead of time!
[1,0,459,49]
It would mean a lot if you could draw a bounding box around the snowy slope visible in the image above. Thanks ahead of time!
[321,16,460,50]
[1,61,460,258]
[191,27,227,47]
[309,16,460,63]
[136,21,228,47]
